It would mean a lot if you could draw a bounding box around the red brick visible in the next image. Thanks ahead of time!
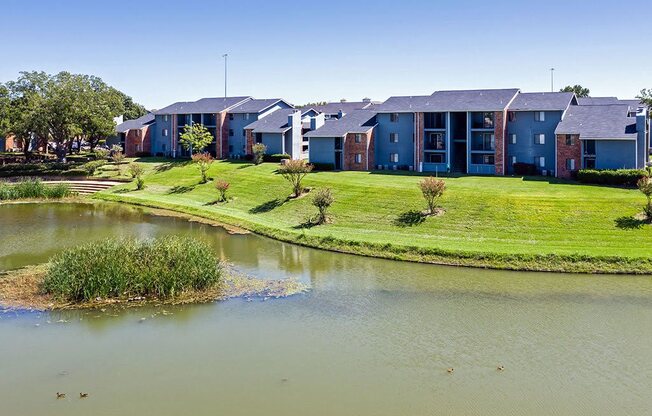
[556,134,581,178]
[494,111,506,175]
[343,129,374,170]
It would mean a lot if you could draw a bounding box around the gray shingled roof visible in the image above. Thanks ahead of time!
[153,96,251,115]
[555,105,638,139]
[116,113,155,133]
[577,97,620,106]
[229,98,291,114]
[309,101,373,115]
[243,109,308,134]
[374,89,520,112]
[508,92,575,111]
[304,110,377,137]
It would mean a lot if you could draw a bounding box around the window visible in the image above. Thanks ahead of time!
[162,129,168,137]
[511,156,517,165]
[424,112,446,129]
[163,115,168,122]
[390,133,399,143]
[229,113,234,120]
[255,133,262,144]
[355,134,362,143]
[534,111,545,122]
[245,113,250,120]
[242,129,246,137]
[584,157,596,169]
[426,133,445,150]
[390,113,399,123]
[425,153,445,163]
[565,135,574,146]
[510,134,517,144]
[229,129,234,137]
[566,158,576,170]
[471,154,495,165]
[584,140,596,156]
[483,133,495,150]
[390,153,399,163]
[537,156,545,167]
[483,112,494,129]
[508,112,516,122]
[354,153,362,164]
[534,134,545,145]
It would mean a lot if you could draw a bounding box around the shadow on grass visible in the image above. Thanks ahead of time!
[615,215,649,230]
[112,188,132,194]
[393,210,426,227]
[249,198,286,214]
[154,160,192,173]
[168,184,196,194]
[292,218,320,230]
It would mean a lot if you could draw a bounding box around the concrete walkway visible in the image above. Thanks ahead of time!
[45,180,123,195]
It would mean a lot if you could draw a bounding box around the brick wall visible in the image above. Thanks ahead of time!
[556,134,581,178]
[217,111,230,159]
[415,112,424,170]
[124,125,152,156]
[494,111,506,175]
[343,130,374,170]
[245,129,254,155]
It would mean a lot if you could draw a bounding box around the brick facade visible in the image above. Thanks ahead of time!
[343,129,375,170]
[415,112,424,171]
[217,111,230,159]
[556,134,581,179]
[124,125,152,156]
[245,129,254,155]
[494,111,506,175]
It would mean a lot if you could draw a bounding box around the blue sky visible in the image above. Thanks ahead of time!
[2,0,650,110]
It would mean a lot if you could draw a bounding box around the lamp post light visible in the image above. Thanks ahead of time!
[222,54,228,98]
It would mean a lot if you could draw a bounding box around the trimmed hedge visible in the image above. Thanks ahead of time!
[0,162,84,177]
[577,169,648,186]
[263,153,291,163]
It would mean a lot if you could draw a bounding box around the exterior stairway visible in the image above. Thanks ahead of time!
[45,180,123,196]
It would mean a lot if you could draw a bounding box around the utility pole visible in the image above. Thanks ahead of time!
[550,68,555,92]
[222,54,228,97]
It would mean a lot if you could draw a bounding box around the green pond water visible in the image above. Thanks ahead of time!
[1,202,651,416]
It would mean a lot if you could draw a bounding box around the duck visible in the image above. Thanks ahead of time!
[80,393,89,398]
[56,392,66,399]
[447,368,454,374]
[497,365,505,371]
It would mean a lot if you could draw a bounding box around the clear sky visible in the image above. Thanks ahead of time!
[2,0,650,110]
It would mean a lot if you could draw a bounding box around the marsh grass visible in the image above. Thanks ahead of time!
[0,178,73,200]
[42,236,222,302]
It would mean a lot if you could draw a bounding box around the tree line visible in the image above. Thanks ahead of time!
[0,71,147,160]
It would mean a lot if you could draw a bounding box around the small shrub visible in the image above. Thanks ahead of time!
[263,153,291,163]
[252,143,267,165]
[0,178,72,200]
[278,159,313,197]
[312,188,334,224]
[136,176,145,190]
[93,148,110,160]
[638,176,652,220]
[128,163,144,179]
[191,153,214,183]
[81,160,106,176]
[577,169,647,187]
[419,177,446,215]
[215,179,230,202]
[42,236,222,302]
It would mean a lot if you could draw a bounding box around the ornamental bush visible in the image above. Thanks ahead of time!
[577,169,647,187]
[419,177,446,215]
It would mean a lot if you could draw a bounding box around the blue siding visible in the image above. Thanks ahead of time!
[636,113,647,168]
[229,113,258,156]
[595,140,637,169]
[506,111,560,175]
[151,115,173,155]
[375,112,414,168]
[260,132,284,155]
[309,137,336,165]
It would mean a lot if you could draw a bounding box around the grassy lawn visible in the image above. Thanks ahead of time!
[95,159,652,273]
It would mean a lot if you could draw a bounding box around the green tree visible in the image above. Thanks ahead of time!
[636,89,652,112]
[638,176,652,221]
[191,153,214,183]
[179,123,213,155]
[76,76,124,151]
[119,92,148,121]
[252,143,266,165]
[560,85,590,98]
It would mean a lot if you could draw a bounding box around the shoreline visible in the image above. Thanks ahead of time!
[0,264,307,311]
[92,194,652,275]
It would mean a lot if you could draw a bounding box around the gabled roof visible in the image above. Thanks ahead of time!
[309,101,374,115]
[304,110,377,137]
[116,113,155,133]
[577,97,620,106]
[555,105,638,140]
[244,109,312,134]
[508,92,576,111]
[153,96,251,115]
[229,98,292,114]
[374,89,520,112]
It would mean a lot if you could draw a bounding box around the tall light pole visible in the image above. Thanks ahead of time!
[550,68,555,92]
[222,53,228,97]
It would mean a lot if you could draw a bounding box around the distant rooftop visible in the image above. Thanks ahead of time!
[116,113,155,133]
[304,110,377,137]
[244,108,311,134]
[153,96,251,115]
[555,104,637,140]
[508,92,576,111]
[229,98,291,114]
[309,101,374,115]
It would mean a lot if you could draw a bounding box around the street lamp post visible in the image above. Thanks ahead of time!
[222,54,228,98]
[550,68,555,92]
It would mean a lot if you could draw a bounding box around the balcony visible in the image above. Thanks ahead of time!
[471,112,494,130]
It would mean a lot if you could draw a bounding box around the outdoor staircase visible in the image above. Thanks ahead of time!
[45,180,123,195]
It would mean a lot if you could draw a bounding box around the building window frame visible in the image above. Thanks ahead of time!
[390,133,399,143]
[390,153,399,163]
[354,153,362,164]
[566,158,576,170]
[534,133,546,145]
[510,133,517,144]
[355,134,362,143]
[534,111,546,122]
[162,129,168,137]
[390,113,400,123]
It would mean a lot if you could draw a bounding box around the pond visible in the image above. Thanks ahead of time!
[1,202,651,416]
